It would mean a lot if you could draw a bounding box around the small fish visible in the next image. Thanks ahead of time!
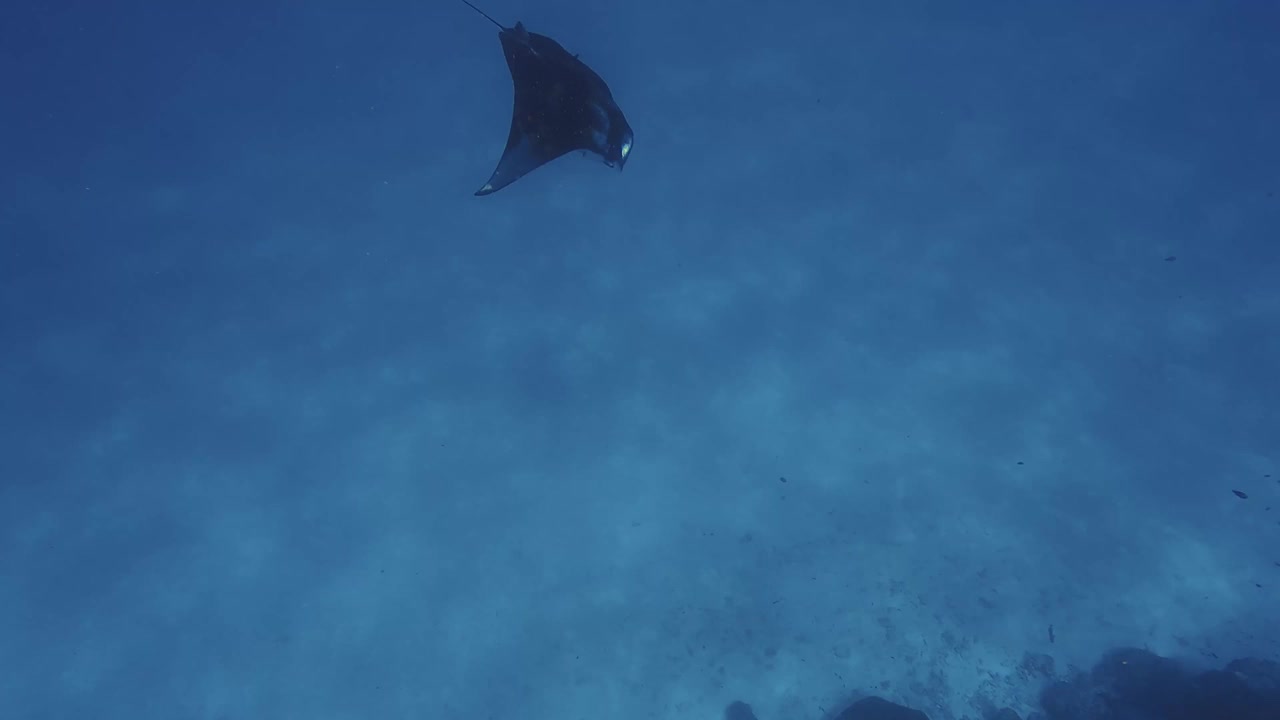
[1233,490,1249,499]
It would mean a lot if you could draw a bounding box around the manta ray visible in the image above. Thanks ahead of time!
[460,0,634,196]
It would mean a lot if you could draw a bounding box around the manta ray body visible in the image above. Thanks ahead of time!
[461,1,634,196]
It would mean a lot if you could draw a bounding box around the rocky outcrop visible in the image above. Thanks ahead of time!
[833,696,929,720]
[1039,648,1280,720]
[727,647,1279,720]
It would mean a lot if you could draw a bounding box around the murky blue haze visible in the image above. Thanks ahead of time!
[1,2,1277,719]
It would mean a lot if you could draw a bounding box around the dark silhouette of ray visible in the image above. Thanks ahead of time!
[460,1,633,196]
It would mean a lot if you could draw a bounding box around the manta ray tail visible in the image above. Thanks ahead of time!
[459,0,506,30]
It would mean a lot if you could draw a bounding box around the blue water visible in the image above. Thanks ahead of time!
[2,2,1277,719]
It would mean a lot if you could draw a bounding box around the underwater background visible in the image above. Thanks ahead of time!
[1,1,1277,718]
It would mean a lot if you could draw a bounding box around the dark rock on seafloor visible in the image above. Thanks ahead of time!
[1040,647,1280,720]
[727,648,1278,720]
[725,700,759,720]
[834,696,929,720]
